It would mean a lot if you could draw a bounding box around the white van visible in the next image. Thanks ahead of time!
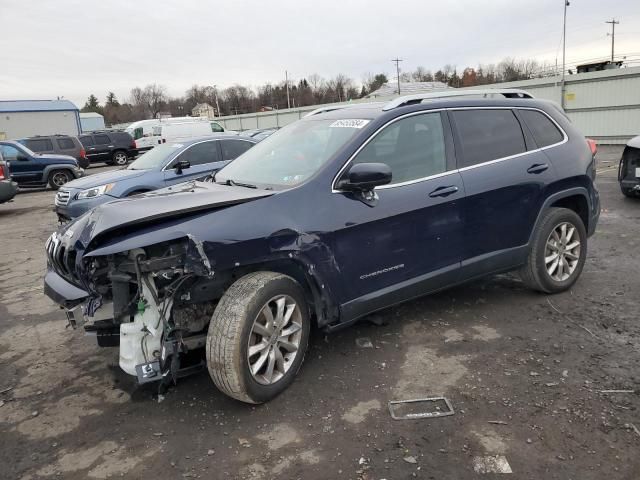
[151,121,228,145]
[126,118,227,152]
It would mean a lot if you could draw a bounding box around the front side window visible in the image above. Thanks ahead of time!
[351,112,447,185]
[93,134,111,145]
[518,109,564,148]
[221,139,253,160]
[177,141,221,166]
[452,109,526,167]
[216,119,364,189]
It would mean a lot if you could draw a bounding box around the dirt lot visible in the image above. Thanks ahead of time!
[1,148,638,479]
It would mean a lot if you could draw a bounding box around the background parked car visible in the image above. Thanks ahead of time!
[0,140,83,189]
[150,121,235,145]
[618,135,640,198]
[78,131,137,166]
[54,135,256,220]
[242,127,279,142]
[0,151,18,204]
[125,118,230,153]
[18,134,89,169]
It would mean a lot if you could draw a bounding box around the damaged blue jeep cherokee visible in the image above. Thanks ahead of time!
[44,89,600,404]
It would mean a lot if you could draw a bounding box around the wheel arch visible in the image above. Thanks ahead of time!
[529,187,591,245]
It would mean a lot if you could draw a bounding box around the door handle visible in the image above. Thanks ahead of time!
[429,185,459,198]
[527,163,549,174]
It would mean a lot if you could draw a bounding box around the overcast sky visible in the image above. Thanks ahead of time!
[1,0,639,108]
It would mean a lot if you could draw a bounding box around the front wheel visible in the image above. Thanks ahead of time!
[112,151,128,166]
[206,272,310,404]
[48,170,72,190]
[520,207,587,293]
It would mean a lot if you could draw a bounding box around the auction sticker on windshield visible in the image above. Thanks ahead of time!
[329,119,370,129]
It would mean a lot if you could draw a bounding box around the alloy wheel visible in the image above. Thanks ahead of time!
[247,295,303,385]
[114,152,128,165]
[544,222,581,281]
[52,172,69,187]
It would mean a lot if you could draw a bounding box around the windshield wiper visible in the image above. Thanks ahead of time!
[222,179,258,189]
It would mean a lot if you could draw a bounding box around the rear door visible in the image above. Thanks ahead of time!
[450,108,558,270]
[163,140,225,185]
[91,134,113,162]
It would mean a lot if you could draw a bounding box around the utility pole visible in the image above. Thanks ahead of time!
[561,0,570,110]
[285,70,291,109]
[391,58,403,95]
[606,18,620,63]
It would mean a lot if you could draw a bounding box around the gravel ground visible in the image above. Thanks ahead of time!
[0,146,638,479]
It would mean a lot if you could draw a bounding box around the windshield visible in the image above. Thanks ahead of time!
[215,119,365,189]
[127,143,181,170]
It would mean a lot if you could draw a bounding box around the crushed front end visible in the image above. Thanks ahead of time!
[44,227,217,391]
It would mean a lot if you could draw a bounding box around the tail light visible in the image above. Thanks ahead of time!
[80,148,87,159]
[586,138,597,157]
[0,165,5,181]
[132,140,137,149]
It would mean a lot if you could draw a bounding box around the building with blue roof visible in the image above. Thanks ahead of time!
[0,100,81,140]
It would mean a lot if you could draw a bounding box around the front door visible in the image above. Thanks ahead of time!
[0,144,39,184]
[330,111,465,319]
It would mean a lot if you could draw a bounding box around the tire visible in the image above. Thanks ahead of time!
[621,186,638,198]
[206,272,311,404]
[48,170,72,190]
[520,207,587,293]
[112,150,128,166]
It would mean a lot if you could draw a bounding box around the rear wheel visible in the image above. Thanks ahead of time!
[112,150,128,166]
[206,272,310,404]
[48,170,72,190]
[520,207,587,293]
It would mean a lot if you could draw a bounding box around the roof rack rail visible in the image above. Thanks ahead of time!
[304,105,350,117]
[382,88,534,111]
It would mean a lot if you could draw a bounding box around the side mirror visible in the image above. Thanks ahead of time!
[337,163,392,191]
[174,159,190,173]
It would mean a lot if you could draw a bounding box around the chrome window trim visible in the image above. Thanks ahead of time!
[331,106,568,193]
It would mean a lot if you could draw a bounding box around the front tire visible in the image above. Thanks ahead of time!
[48,170,72,190]
[206,272,310,404]
[112,150,128,166]
[520,207,587,293]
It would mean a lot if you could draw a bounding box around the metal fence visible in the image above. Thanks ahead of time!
[216,66,640,144]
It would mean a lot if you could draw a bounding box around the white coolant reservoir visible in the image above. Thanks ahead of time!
[119,277,167,376]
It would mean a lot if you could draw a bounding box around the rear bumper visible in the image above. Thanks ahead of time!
[43,269,89,308]
[0,180,18,203]
[620,178,640,190]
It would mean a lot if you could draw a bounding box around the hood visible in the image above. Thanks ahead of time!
[69,180,274,248]
[63,168,147,190]
[37,153,78,164]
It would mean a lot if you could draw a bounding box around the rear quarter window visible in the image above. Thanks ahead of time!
[56,138,75,150]
[452,109,526,167]
[93,134,111,145]
[518,109,564,148]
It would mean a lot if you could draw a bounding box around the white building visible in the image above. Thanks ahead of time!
[0,99,80,140]
[192,103,216,119]
[79,112,105,132]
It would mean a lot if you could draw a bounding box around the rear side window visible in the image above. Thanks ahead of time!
[79,135,94,146]
[518,109,564,148]
[57,138,75,150]
[221,139,254,160]
[26,138,53,152]
[94,134,111,145]
[452,109,526,167]
[352,112,447,184]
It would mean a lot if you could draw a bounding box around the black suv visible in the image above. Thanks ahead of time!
[44,90,599,403]
[78,131,137,165]
[18,135,89,169]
